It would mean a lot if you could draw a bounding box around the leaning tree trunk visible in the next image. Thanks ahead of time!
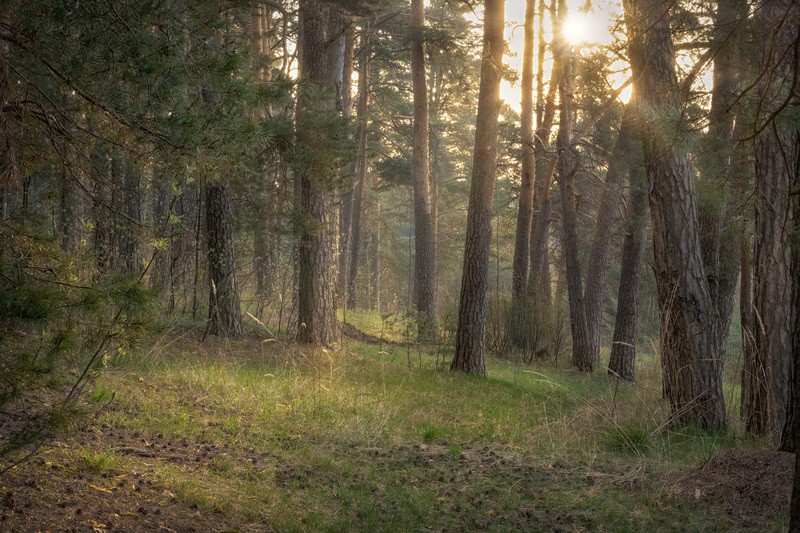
[295,0,340,346]
[584,107,635,365]
[205,184,243,337]
[451,0,504,376]
[411,0,437,340]
[509,0,537,349]
[608,166,648,381]
[623,0,726,429]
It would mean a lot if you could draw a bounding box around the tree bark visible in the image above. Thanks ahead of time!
[295,0,340,346]
[205,184,243,337]
[451,0,504,376]
[205,185,242,337]
[751,0,798,434]
[608,166,648,381]
[623,0,726,428]
[584,108,635,365]
[554,2,592,372]
[696,0,746,406]
[527,0,560,319]
[347,26,371,310]
[411,0,437,340]
[509,0,536,349]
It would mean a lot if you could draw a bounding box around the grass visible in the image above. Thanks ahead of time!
[74,315,780,531]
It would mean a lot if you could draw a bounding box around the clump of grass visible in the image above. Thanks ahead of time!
[606,423,652,456]
[79,449,121,473]
[87,382,114,404]
[420,424,441,442]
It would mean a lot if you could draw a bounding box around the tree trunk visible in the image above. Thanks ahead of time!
[623,0,726,428]
[451,0,504,376]
[295,0,340,346]
[781,159,800,451]
[59,160,79,253]
[554,4,592,372]
[509,0,536,349]
[151,172,173,302]
[346,24,371,311]
[337,17,357,304]
[205,184,243,337]
[91,149,113,278]
[411,0,437,340]
[608,166,648,381]
[696,0,746,403]
[0,39,18,191]
[115,157,141,274]
[584,108,635,365]
[751,0,798,434]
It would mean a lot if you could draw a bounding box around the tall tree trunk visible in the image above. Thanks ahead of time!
[509,0,537,349]
[151,171,173,302]
[451,0,504,376]
[411,0,437,340]
[751,0,798,434]
[295,0,340,346]
[696,0,746,404]
[205,184,243,337]
[371,202,381,312]
[346,26,371,311]
[115,157,141,274]
[337,17,357,304]
[554,0,592,372]
[0,39,18,191]
[788,137,800,526]
[91,149,113,278]
[584,108,635,365]
[781,145,800,451]
[608,166,648,381]
[527,0,560,305]
[624,0,726,428]
[59,160,79,253]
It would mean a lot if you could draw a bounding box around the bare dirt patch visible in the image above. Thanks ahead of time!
[667,449,792,527]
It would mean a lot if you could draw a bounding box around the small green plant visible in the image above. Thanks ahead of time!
[88,382,115,404]
[606,423,651,456]
[79,449,121,473]
[420,424,440,442]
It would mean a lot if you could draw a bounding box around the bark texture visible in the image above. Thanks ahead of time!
[295,0,340,346]
[205,184,243,337]
[509,0,537,348]
[411,0,437,340]
[608,167,648,381]
[624,0,726,428]
[0,39,18,190]
[696,0,745,410]
[346,28,371,310]
[751,0,798,434]
[584,108,635,365]
[451,0,504,376]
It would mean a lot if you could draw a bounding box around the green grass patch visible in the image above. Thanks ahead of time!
[78,312,781,531]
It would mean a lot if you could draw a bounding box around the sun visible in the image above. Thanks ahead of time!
[563,13,589,45]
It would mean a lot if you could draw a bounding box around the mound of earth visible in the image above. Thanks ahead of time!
[669,449,793,526]
[341,321,397,345]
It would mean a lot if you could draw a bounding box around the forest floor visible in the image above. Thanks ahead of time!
[0,313,792,532]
